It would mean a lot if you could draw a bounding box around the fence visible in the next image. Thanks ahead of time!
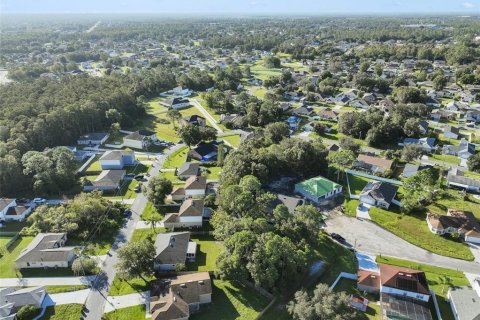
[0,232,20,250]
[345,169,403,186]
[330,272,358,290]
[77,154,96,174]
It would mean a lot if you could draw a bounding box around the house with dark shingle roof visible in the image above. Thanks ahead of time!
[177,162,200,180]
[154,232,197,271]
[83,170,126,192]
[294,176,342,204]
[427,209,480,244]
[359,181,398,209]
[163,199,204,228]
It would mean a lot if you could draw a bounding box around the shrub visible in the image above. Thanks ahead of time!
[16,305,38,320]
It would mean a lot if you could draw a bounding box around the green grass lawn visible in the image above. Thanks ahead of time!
[104,304,146,320]
[163,146,189,169]
[203,166,222,180]
[45,285,89,294]
[103,179,140,200]
[84,155,102,173]
[109,274,156,296]
[140,202,165,221]
[0,236,34,277]
[187,235,223,272]
[430,154,460,165]
[222,134,241,148]
[369,206,474,260]
[344,199,359,217]
[191,279,270,320]
[333,278,380,320]
[347,174,371,195]
[0,235,13,248]
[428,189,480,219]
[377,256,470,320]
[39,304,84,320]
[159,170,184,185]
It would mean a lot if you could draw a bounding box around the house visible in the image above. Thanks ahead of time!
[154,232,197,271]
[317,108,339,121]
[77,132,109,146]
[442,139,476,160]
[83,170,126,192]
[443,126,460,140]
[358,264,433,320]
[185,176,207,198]
[349,99,369,110]
[150,272,212,320]
[99,150,135,170]
[188,141,220,162]
[163,199,205,228]
[0,198,32,222]
[400,137,436,153]
[177,162,200,180]
[427,210,480,244]
[292,105,314,117]
[448,280,480,320]
[182,115,206,127]
[401,164,430,178]
[283,91,301,101]
[123,130,158,150]
[15,233,75,269]
[294,176,343,204]
[353,154,394,174]
[446,170,480,192]
[161,98,190,110]
[287,116,302,130]
[160,86,193,98]
[418,120,429,135]
[0,287,46,318]
[359,181,398,209]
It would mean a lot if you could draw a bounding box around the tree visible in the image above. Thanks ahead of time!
[402,168,438,212]
[264,56,281,68]
[144,176,173,206]
[468,153,480,172]
[167,109,182,128]
[265,122,290,144]
[359,61,369,73]
[313,122,327,136]
[403,118,421,138]
[115,239,155,281]
[338,137,361,155]
[394,86,425,104]
[327,150,356,182]
[16,305,38,320]
[72,256,98,276]
[287,283,358,320]
[433,74,447,91]
[217,143,226,166]
[177,124,217,148]
[401,144,424,161]
[105,108,122,124]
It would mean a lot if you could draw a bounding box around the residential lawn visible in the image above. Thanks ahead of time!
[39,304,84,320]
[45,285,89,294]
[430,154,460,165]
[222,134,241,148]
[109,274,155,296]
[125,163,151,175]
[186,235,223,272]
[104,304,146,320]
[84,155,102,173]
[195,97,221,122]
[140,202,165,221]
[159,170,184,185]
[190,279,270,320]
[347,174,371,195]
[203,166,222,180]
[251,86,267,99]
[103,179,140,200]
[377,256,470,320]
[332,278,381,320]
[0,236,34,278]
[343,199,359,217]
[369,206,474,261]
[1,221,27,232]
[0,235,13,248]
[130,227,164,242]
[163,146,189,169]
[428,188,480,219]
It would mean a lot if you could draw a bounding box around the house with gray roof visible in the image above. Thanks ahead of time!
[177,162,200,180]
[15,233,75,269]
[154,232,197,271]
[448,283,480,320]
[123,130,158,150]
[99,150,135,169]
[359,181,398,209]
[447,170,480,193]
[0,286,46,318]
[77,132,109,146]
[83,170,126,192]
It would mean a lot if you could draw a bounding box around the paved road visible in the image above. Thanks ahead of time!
[0,276,95,287]
[325,214,480,273]
[190,99,223,132]
[83,144,185,320]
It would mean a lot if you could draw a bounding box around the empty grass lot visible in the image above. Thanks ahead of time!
[190,279,270,320]
[347,174,371,195]
[377,256,470,320]
[187,235,223,272]
[104,304,146,320]
[428,189,480,219]
[163,146,189,169]
[222,134,241,148]
[430,154,461,165]
[39,304,84,320]
[369,206,474,261]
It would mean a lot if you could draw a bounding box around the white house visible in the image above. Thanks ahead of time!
[83,170,126,192]
[99,150,135,170]
[294,176,343,204]
[0,198,33,222]
[359,181,398,209]
[427,210,480,244]
[184,176,207,199]
[77,132,109,145]
[15,233,75,269]
[163,199,204,228]
[123,130,158,150]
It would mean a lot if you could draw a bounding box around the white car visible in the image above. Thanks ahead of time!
[33,198,46,204]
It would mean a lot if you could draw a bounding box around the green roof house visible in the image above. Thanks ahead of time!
[294,176,343,204]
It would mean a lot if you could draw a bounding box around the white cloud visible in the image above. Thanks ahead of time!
[462,1,475,9]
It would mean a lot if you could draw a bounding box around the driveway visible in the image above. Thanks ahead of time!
[104,291,150,313]
[325,214,480,273]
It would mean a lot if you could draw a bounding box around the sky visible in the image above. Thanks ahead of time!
[1,0,479,15]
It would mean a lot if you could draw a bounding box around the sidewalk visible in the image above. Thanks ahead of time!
[0,276,95,287]
[104,291,150,313]
[44,289,91,306]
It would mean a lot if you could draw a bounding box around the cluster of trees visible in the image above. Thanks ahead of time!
[23,191,125,242]
[212,175,325,293]
[338,103,429,147]
[221,137,329,185]
[402,168,439,213]
[177,124,217,148]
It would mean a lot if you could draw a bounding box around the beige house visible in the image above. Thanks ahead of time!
[163,199,204,229]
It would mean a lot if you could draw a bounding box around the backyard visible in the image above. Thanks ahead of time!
[428,188,480,219]
[186,235,223,272]
[347,173,371,195]
[377,256,470,320]
[222,134,241,148]
[332,278,380,320]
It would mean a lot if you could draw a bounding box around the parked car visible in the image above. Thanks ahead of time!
[330,233,346,243]
[124,209,132,217]
[134,174,145,181]
[33,198,46,204]
[134,183,143,193]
